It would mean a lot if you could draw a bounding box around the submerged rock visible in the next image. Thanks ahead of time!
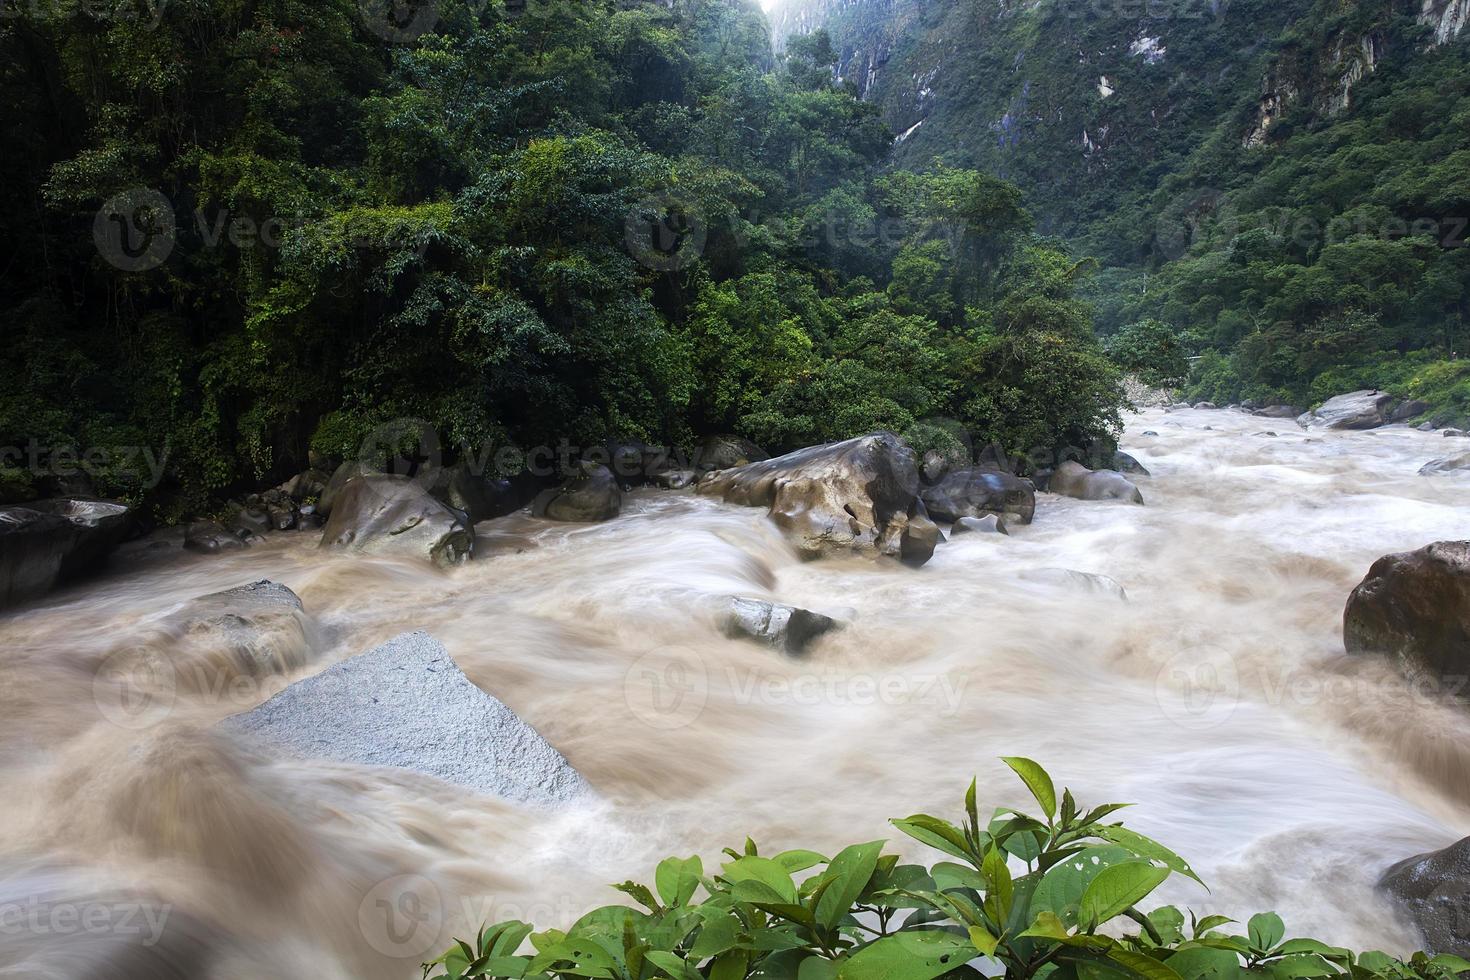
[1048,461,1145,504]
[221,631,591,805]
[951,514,1008,535]
[721,597,840,655]
[0,498,131,607]
[1344,541,1470,683]
[1421,453,1470,476]
[154,580,319,686]
[1022,567,1129,600]
[698,432,939,566]
[1380,837,1470,958]
[920,468,1035,525]
[319,474,473,566]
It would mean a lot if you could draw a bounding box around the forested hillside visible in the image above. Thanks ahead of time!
[0,0,1123,520]
[772,0,1470,415]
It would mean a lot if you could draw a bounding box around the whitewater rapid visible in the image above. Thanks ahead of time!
[2,407,1468,977]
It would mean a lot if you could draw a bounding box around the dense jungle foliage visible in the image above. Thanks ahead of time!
[791,0,1470,417]
[424,760,1468,980]
[0,0,1125,520]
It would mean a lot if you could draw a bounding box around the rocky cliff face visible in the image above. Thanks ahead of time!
[766,0,1468,245]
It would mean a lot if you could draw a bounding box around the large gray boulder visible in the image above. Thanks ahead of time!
[531,461,621,522]
[0,499,130,607]
[1345,541,1470,684]
[1111,451,1150,476]
[1298,390,1398,430]
[1255,404,1302,419]
[697,432,940,566]
[319,474,473,566]
[1381,837,1470,957]
[1421,453,1470,476]
[221,631,591,805]
[184,519,245,554]
[1048,461,1145,504]
[721,597,840,656]
[920,468,1035,525]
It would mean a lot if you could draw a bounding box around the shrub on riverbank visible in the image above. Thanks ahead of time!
[426,760,1460,980]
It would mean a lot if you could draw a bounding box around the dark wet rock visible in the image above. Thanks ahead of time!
[221,631,591,805]
[697,432,939,566]
[1048,461,1145,504]
[952,514,1009,536]
[277,468,331,502]
[319,474,473,566]
[0,499,131,607]
[1298,390,1398,430]
[231,507,271,537]
[696,434,769,472]
[1141,430,1160,437]
[1390,399,1432,424]
[316,461,366,519]
[1380,837,1470,957]
[1111,451,1150,476]
[1446,430,1468,439]
[152,580,318,684]
[1344,541,1470,683]
[184,520,246,555]
[921,468,1035,525]
[1022,568,1128,600]
[531,461,621,523]
[721,597,840,655]
[1421,453,1470,476]
[652,469,697,490]
[1193,401,1217,410]
[1255,404,1303,419]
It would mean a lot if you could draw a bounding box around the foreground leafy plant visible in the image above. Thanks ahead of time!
[426,759,1465,980]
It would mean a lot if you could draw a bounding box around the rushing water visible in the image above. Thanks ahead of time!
[2,407,1469,978]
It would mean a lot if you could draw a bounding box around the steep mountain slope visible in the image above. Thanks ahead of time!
[769,0,1467,257]
[770,0,1470,413]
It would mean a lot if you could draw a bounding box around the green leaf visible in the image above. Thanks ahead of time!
[816,841,886,929]
[1019,911,1071,940]
[1107,949,1185,980]
[723,857,799,904]
[801,958,840,980]
[656,857,704,909]
[836,931,977,980]
[1078,862,1170,930]
[982,847,1014,923]
[1262,954,1339,979]
[614,881,662,914]
[647,951,703,980]
[969,925,1000,957]
[1032,845,1136,928]
[1192,916,1236,938]
[1163,947,1243,980]
[1002,758,1058,821]
[710,951,748,980]
[776,850,830,874]
[1248,914,1286,955]
[1091,826,1205,888]
[690,912,742,959]
[891,816,975,863]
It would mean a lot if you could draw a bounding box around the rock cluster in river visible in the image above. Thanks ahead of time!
[320,473,474,566]
[697,432,941,565]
